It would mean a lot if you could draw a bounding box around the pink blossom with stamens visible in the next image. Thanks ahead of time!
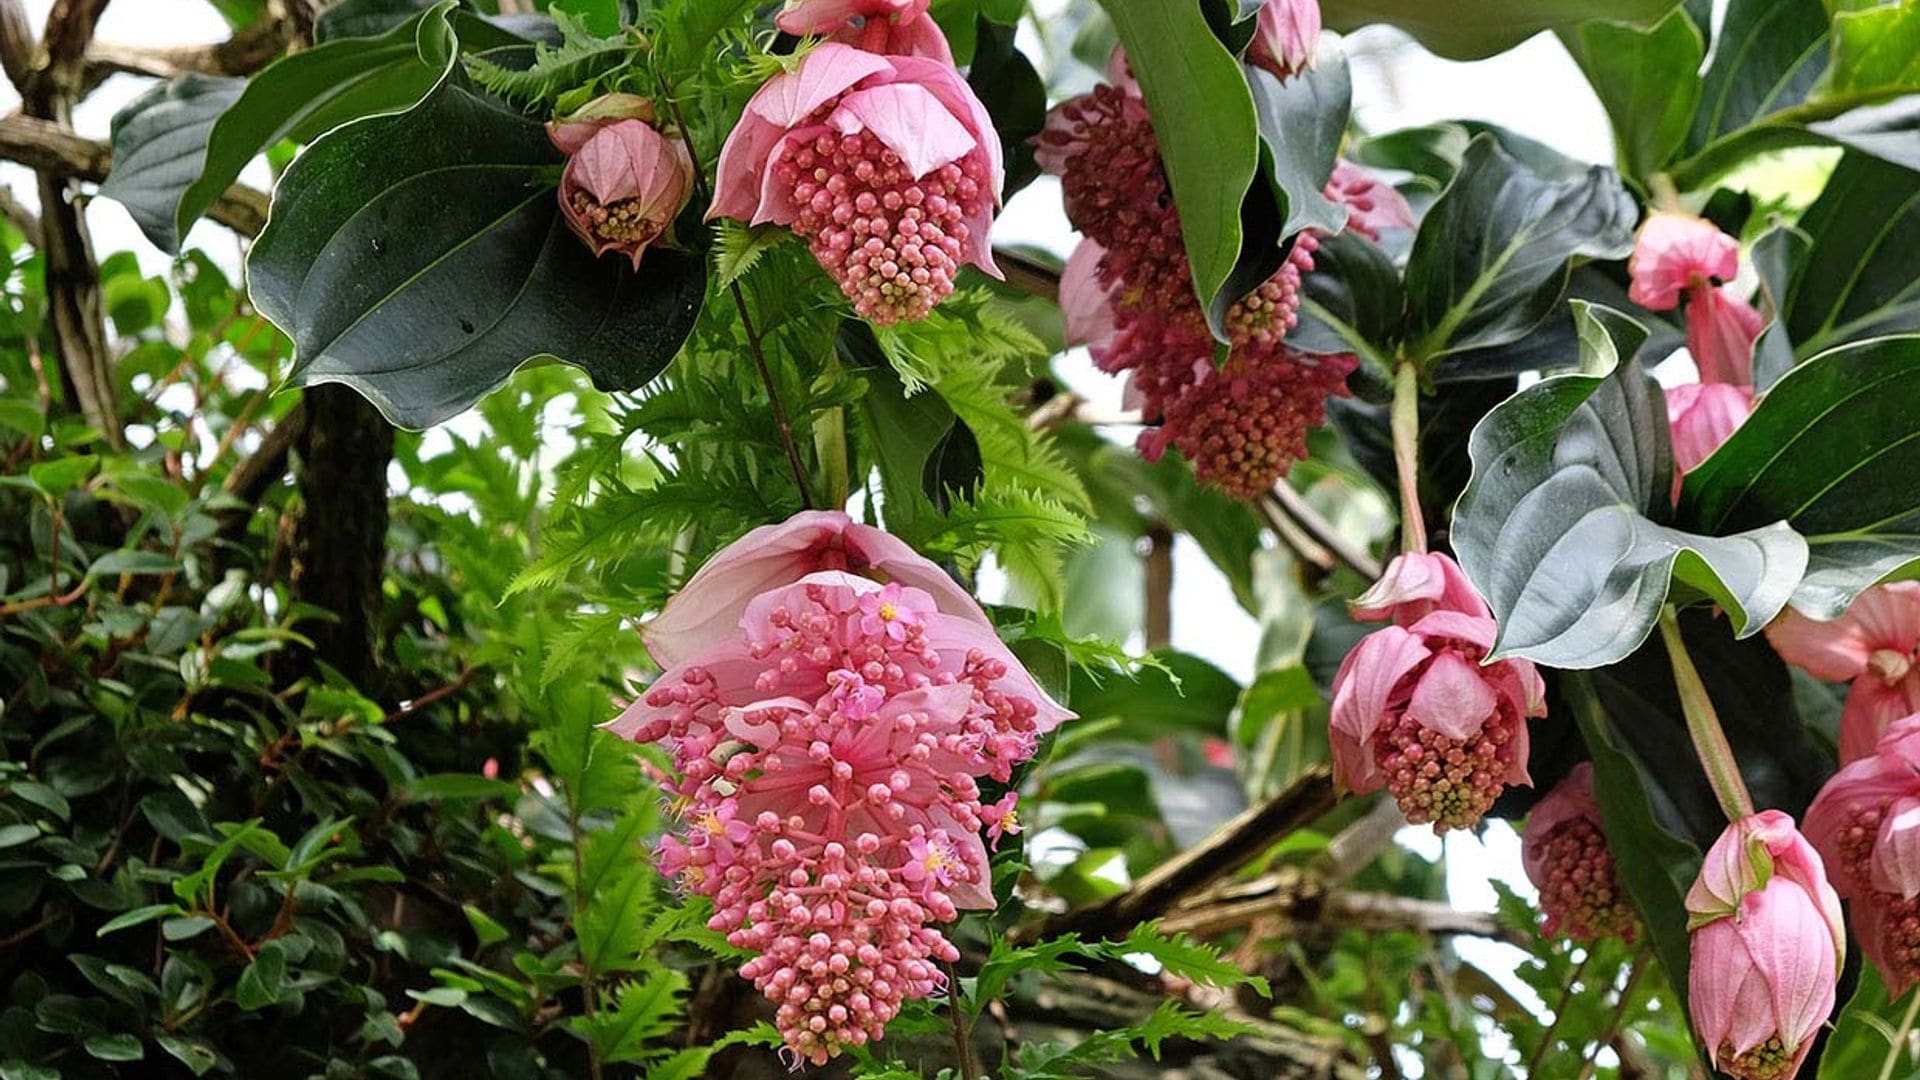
[547,95,693,269]
[710,43,1003,324]
[606,513,1070,1064]
[1804,714,1920,996]
[985,791,1021,844]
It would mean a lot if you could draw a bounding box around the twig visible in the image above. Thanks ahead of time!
[1323,797,1405,888]
[1025,767,1336,942]
[383,666,484,723]
[1525,950,1592,1078]
[1143,522,1172,650]
[1573,954,1648,1080]
[944,958,980,1080]
[1267,481,1382,581]
[82,16,288,85]
[995,247,1061,303]
[0,912,56,950]
[0,114,270,237]
[731,281,816,509]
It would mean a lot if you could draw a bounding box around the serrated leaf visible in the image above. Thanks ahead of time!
[1403,135,1636,361]
[1453,308,1807,669]
[247,70,705,429]
[571,968,687,1062]
[1680,335,1920,618]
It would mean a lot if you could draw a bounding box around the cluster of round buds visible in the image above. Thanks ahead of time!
[547,94,694,269]
[1038,53,1414,499]
[1804,712,1920,996]
[608,512,1071,1064]
[1521,764,1637,942]
[1329,553,1546,833]
[710,44,1005,325]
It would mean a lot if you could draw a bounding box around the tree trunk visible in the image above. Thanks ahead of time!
[289,385,394,688]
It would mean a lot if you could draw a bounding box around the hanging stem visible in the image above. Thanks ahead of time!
[943,958,980,1080]
[1573,952,1649,1080]
[1658,605,1754,821]
[1391,359,1427,554]
[1878,988,1920,1080]
[1524,950,1592,1077]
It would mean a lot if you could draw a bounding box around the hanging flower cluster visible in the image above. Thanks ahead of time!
[1329,552,1546,832]
[547,94,695,268]
[1685,812,1844,1080]
[1521,764,1637,942]
[1805,714,1920,996]
[608,511,1071,1065]
[1039,48,1409,499]
[1768,583,1920,763]
[710,7,1004,326]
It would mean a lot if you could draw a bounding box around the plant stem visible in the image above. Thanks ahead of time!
[1879,989,1920,1080]
[1657,605,1754,821]
[1573,953,1649,1080]
[730,280,816,510]
[813,405,850,508]
[567,793,603,1080]
[1391,359,1427,554]
[1524,951,1591,1078]
[943,958,979,1080]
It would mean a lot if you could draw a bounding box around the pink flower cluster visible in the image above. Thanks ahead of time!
[608,512,1069,1065]
[1686,812,1844,1080]
[1806,714,1920,997]
[1039,52,1409,499]
[1769,582,1920,763]
[1521,764,1637,942]
[1330,552,1546,832]
[710,11,1003,325]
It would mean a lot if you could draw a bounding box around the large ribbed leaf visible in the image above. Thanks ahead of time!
[1559,8,1703,182]
[1402,135,1636,361]
[1680,336,1920,619]
[1320,0,1679,61]
[1684,0,1829,157]
[1779,154,1920,359]
[100,2,460,254]
[1098,0,1260,340]
[1452,307,1807,669]
[247,73,704,429]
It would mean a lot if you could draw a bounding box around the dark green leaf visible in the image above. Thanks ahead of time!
[234,941,288,1009]
[156,1035,217,1076]
[1068,650,1240,739]
[1320,0,1681,61]
[1680,336,1920,618]
[1682,0,1828,158]
[83,1034,143,1062]
[1777,154,1920,360]
[1293,230,1403,362]
[922,416,984,515]
[1403,136,1636,360]
[96,903,183,937]
[1819,969,1916,1080]
[404,774,519,801]
[1100,0,1260,339]
[1245,34,1351,238]
[101,3,460,254]
[968,19,1047,201]
[247,72,705,428]
[1809,95,1920,174]
[1453,307,1806,668]
[1560,8,1703,181]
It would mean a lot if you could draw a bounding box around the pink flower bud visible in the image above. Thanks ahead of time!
[1686,812,1843,1080]
[1768,582,1920,763]
[775,0,952,63]
[548,100,694,270]
[1628,212,1739,312]
[1247,0,1321,81]
[1352,551,1492,626]
[1330,604,1547,832]
[1805,714,1920,994]
[1666,382,1753,504]
[1522,763,1636,941]
[709,43,1003,324]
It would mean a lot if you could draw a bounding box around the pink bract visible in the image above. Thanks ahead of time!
[1627,211,1739,311]
[1351,550,1492,625]
[775,0,953,63]
[547,107,694,270]
[709,43,1003,324]
[1247,0,1321,82]
[1666,382,1754,504]
[1686,812,1843,1080]
[1768,582,1920,762]
[1804,715,1920,995]
[1521,763,1637,942]
[1686,284,1764,386]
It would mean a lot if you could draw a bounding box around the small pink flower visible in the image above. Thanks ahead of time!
[1521,763,1637,941]
[1768,582,1920,762]
[548,96,693,269]
[1628,212,1739,311]
[1686,812,1843,1080]
[1247,0,1321,81]
[857,581,921,642]
[481,757,500,780]
[903,831,963,889]
[775,0,953,63]
[828,668,886,720]
[1324,160,1414,241]
[1804,715,1920,995]
[710,43,1003,324]
[985,791,1021,844]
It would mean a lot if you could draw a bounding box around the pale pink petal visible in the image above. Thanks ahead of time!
[1686,285,1763,387]
[919,610,1074,732]
[747,43,893,129]
[1767,606,1881,683]
[1326,159,1415,241]
[1628,211,1739,311]
[775,0,871,34]
[710,113,789,222]
[1735,880,1839,1066]
[1689,915,1760,1064]
[1329,626,1431,792]
[1248,0,1321,80]
[829,83,977,181]
[1872,795,1920,898]
[1060,240,1116,350]
[885,55,1004,204]
[643,510,853,668]
[1841,677,1920,764]
[843,522,993,629]
[1352,551,1491,624]
[749,125,833,226]
[1405,652,1499,741]
[601,638,766,741]
[1667,383,1754,479]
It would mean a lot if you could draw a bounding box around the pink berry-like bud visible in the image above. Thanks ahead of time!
[709,43,1003,325]
[547,98,694,270]
[1686,812,1843,1080]
[1247,0,1321,81]
[1521,763,1636,942]
[1805,715,1920,994]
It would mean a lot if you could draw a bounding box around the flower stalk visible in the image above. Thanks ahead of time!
[1391,359,1427,554]
[1657,605,1753,821]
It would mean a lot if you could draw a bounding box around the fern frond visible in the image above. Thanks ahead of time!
[462,16,636,109]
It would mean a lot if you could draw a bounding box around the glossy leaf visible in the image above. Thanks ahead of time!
[1778,153,1920,360]
[101,2,460,254]
[1293,230,1402,363]
[1560,8,1703,181]
[968,19,1048,201]
[1818,969,1918,1080]
[1452,310,1807,669]
[247,73,705,428]
[1680,336,1920,618]
[1319,0,1681,61]
[1829,0,1920,97]
[1403,135,1636,361]
[1245,33,1351,239]
[1683,0,1828,158]
[1100,0,1260,339]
